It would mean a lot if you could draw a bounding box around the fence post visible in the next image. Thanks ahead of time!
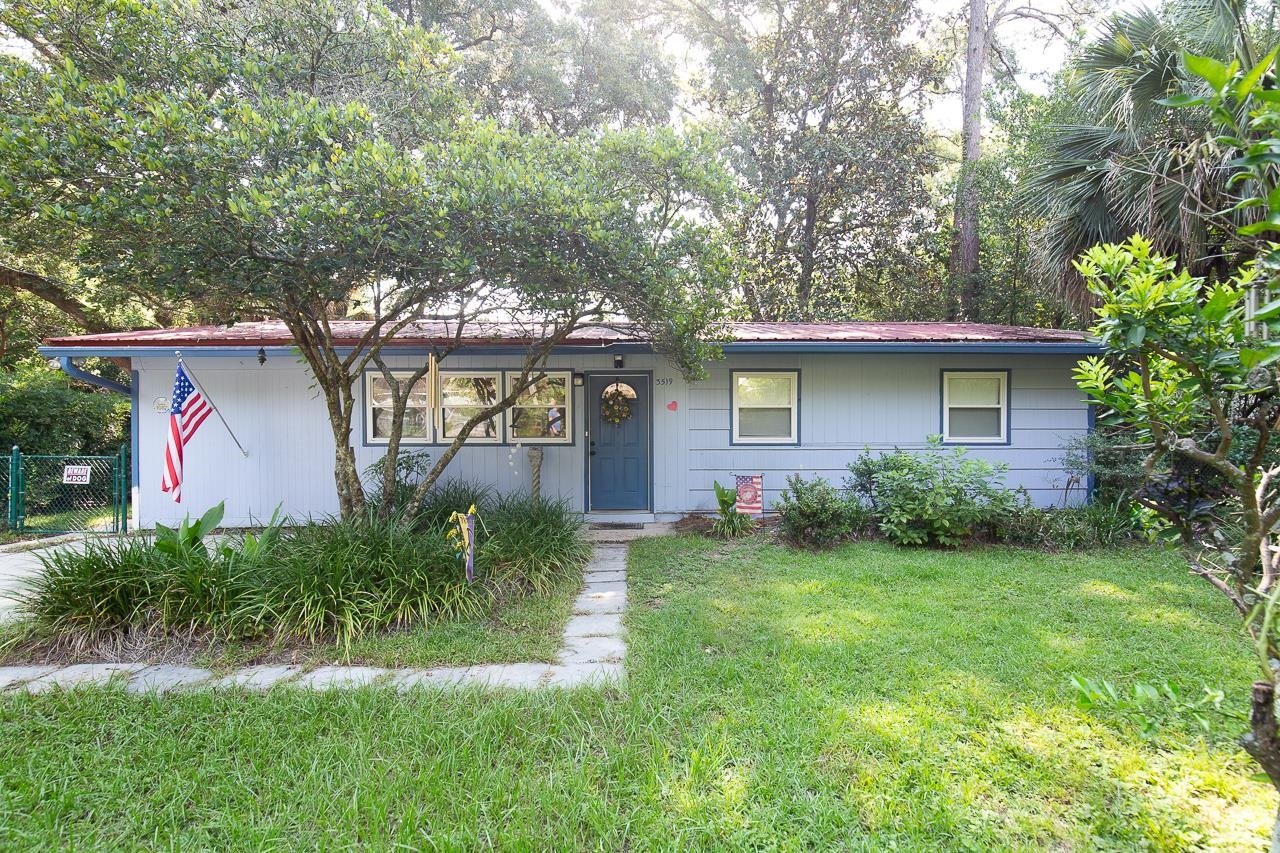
[119,442,129,533]
[7,446,18,531]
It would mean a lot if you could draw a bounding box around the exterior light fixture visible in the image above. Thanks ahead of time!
[257,347,267,366]
[613,355,625,369]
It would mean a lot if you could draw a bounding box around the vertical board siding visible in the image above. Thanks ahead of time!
[131,350,1089,527]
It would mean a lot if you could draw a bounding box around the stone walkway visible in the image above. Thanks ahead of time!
[0,544,629,694]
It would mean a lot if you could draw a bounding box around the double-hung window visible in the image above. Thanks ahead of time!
[731,371,798,444]
[437,372,501,442]
[365,372,432,443]
[506,372,571,443]
[942,371,1008,443]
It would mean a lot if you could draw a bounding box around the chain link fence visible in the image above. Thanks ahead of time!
[7,446,128,535]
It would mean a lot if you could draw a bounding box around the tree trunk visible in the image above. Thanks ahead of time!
[0,264,113,332]
[950,0,986,321]
[1242,679,1280,852]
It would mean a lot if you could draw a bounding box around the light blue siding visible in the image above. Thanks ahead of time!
[131,350,1089,528]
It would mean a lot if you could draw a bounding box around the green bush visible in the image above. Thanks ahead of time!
[775,474,855,548]
[0,365,128,456]
[847,439,1020,547]
[995,498,1142,550]
[362,450,434,514]
[17,493,590,651]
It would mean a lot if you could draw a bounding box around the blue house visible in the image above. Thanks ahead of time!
[42,321,1097,528]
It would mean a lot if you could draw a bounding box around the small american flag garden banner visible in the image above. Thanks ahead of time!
[160,361,213,503]
[735,474,763,515]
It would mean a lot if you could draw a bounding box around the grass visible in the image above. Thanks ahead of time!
[192,567,580,671]
[0,536,1272,849]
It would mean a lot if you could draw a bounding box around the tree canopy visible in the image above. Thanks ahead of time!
[0,0,737,515]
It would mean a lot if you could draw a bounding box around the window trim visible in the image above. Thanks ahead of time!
[941,369,1011,445]
[505,371,573,445]
[437,370,503,445]
[362,369,434,446]
[730,369,800,446]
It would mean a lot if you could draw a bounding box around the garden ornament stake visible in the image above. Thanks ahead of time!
[446,504,479,583]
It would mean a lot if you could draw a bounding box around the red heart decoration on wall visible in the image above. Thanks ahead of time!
[666,400,678,412]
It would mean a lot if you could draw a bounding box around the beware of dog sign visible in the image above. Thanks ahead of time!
[61,465,91,485]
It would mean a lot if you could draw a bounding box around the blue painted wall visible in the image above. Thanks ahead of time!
[130,350,1089,527]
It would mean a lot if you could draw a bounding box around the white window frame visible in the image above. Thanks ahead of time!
[942,370,1008,444]
[436,370,503,444]
[504,371,573,444]
[364,370,433,445]
[731,370,799,445]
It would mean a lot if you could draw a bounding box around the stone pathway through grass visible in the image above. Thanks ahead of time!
[0,544,628,693]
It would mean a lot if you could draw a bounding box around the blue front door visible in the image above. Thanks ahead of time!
[587,374,651,511]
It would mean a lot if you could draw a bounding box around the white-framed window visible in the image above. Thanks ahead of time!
[365,371,433,444]
[942,370,1008,443]
[437,371,501,443]
[731,371,798,444]
[506,372,572,444]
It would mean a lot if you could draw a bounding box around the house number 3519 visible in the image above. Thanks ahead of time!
[655,378,673,386]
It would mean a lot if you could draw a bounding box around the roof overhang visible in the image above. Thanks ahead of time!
[39,340,1100,359]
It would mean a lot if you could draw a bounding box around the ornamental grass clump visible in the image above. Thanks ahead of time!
[12,493,589,655]
[260,512,486,648]
[480,493,590,594]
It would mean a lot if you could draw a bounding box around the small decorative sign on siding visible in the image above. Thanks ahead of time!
[61,465,92,485]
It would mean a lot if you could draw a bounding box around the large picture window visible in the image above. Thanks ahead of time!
[731,371,798,444]
[506,372,571,443]
[438,372,501,442]
[942,370,1008,443]
[365,372,431,443]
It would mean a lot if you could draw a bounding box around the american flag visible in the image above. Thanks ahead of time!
[160,362,213,503]
[735,474,763,515]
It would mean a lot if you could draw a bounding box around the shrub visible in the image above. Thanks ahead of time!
[0,365,128,456]
[710,480,756,539]
[995,498,1142,550]
[362,450,434,514]
[775,474,853,548]
[848,439,1020,547]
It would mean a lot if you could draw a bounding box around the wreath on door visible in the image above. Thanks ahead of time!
[601,387,633,425]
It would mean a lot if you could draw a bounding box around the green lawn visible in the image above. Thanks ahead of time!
[0,537,1271,848]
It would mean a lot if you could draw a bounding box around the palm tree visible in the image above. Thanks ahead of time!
[1023,0,1278,306]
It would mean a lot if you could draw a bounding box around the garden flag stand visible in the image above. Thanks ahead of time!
[160,352,248,503]
[735,474,763,516]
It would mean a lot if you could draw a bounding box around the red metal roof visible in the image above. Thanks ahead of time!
[43,320,1087,349]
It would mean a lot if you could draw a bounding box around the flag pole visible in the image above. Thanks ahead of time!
[176,350,250,457]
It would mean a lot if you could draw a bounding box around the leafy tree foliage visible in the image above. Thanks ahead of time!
[0,0,736,518]
[0,365,128,457]
[1023,0,1280,306]
[665,0,942,321]
[1071,34,1280,828]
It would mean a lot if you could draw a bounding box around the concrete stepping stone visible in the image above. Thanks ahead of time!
[465,663,554,688]
[292,666,390,690]
[584,569,626,583]
[582,579,627,594]
[127,665,212,693]
[209,664,300,690]
[388,667,474,690]
[559,635,627,664]
[574,589,627,615]
[545,662,624,687]
[0,665,59,690]
[563,613,623,637]
[25,663,144,693]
